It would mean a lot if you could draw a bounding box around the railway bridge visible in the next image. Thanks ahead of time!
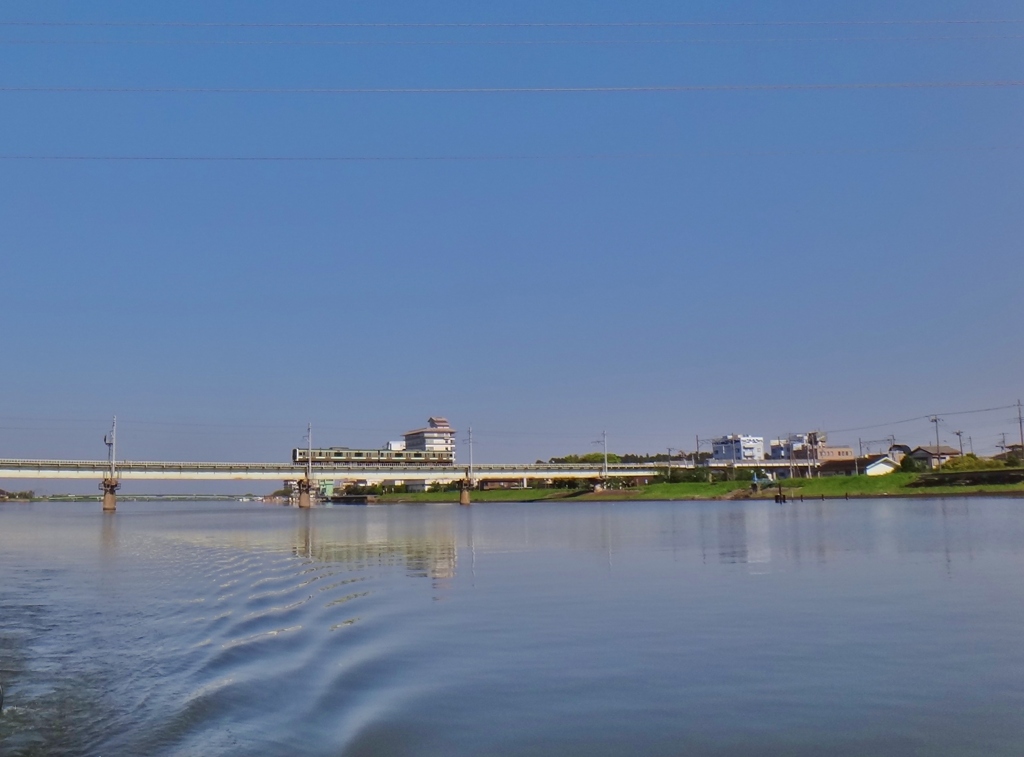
[0,458,667,510]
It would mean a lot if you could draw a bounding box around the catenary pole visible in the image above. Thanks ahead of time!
[1018,400,1024,461]
[930,416,942,468]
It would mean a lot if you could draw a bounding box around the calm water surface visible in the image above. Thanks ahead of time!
[1,498,1023,756]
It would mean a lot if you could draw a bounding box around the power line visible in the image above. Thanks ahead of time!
[1,145,1022,162]
[4,80,1024,94]
[4,35,1024,46]
[825,403,1018,434]
[1,20,1022,29]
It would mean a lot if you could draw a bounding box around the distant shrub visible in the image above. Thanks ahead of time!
[941,454,1006,472]
[900,456,926,473]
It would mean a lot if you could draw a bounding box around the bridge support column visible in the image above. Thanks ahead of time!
[297,479,313,509]
[101,478,120,512]
[459,481,471,506]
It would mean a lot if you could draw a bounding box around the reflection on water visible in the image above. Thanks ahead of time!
[1,498,1024,756]
[293,511,458,580]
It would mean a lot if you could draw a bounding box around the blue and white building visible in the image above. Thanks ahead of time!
[712,435,765,462]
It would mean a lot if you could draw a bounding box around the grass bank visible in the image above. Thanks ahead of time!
[376,473,1024,504]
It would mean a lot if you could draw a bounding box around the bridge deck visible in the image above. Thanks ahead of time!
[0,459,663,482]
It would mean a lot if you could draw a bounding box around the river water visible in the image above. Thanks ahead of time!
[1,498,1023,756]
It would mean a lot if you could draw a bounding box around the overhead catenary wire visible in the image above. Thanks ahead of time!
[1,145,1023,162]
[4,80,1024,94]
[4,34,1024,46]
[1,19,1022,28]
[824,403,1019,435]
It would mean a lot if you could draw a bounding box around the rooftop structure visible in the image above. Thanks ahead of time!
[909,445,961,470]
[770,434,808,460]
[819,455,900,477]
[404,417,456,462]
[712,435,765,462]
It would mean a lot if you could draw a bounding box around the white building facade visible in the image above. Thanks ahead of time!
[403,417,456,460]
[769,434,809,460]
[712,435,765,462]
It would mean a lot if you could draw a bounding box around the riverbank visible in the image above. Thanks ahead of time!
[378,473,1024,504]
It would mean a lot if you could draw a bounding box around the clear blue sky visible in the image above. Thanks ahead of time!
[2,0,1022,481]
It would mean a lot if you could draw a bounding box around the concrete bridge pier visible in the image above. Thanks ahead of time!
[297,479,314,509]
[459,481,471,506]
[101,478,120,512]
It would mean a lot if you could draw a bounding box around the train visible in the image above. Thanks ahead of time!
[292,447,455,466]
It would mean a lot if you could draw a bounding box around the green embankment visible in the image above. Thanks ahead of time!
[376,472,1024,503]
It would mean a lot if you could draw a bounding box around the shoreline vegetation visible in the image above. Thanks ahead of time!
[5,473,1024,504]
[377,472,1024,504]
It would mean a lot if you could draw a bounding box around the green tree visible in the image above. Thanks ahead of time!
[549,452,621,465]
[900,455,926,473]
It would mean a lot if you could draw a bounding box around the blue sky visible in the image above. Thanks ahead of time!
[1,0,1022,480]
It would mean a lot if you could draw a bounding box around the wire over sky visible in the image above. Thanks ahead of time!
[4,35,1024,46]
[4,80,1024,94]
[825,404,1019,435]
[1,19,1022,28]
[1,146,1022,162]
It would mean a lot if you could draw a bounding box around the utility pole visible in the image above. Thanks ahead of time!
[1017,400,1024,461]
[104,416,117,480]
[306,422,312,482]
[954,430,964,457]
[667,447,675,480]
[930,416,942,469]
[467,426,474,485]
[101,416,120,512]
[295,422,313,509]
[591,431,609,482]
[969,436,974,454]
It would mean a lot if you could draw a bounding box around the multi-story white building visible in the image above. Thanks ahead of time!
[770,434,809,460]
[712,435,765,462]
[403,417,456,461]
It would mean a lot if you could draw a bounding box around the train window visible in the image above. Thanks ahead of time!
[354,452,364,458]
